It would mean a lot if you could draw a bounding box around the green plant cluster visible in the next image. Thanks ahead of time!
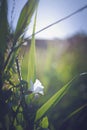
[0,1,87,130]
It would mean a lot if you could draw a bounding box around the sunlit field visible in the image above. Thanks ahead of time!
[21,33,87,130]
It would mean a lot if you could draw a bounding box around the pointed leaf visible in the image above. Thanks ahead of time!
[27,11,37,83]
[64,103,87,121]
[15,0,39,41]
[40,116,49,128]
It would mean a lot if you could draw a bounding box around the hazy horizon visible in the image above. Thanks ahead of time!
[8,0,87,39]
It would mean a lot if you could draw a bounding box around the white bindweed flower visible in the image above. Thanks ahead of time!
[30,79,44,95]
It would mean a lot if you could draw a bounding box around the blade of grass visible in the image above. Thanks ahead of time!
[27,11,37,84]
[14,0,39,43]
[5,45,20,72]
[64,103,87,122]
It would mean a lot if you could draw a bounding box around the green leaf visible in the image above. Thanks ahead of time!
[21,53,29,80]
[14,0,39,42]
[6,47,19,71]
[27,11,37,84]
[40,116,49,128]
[64,103,87,121]
[16,125,23,130]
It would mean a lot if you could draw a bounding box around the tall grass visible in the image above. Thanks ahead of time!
[0,0,87,130]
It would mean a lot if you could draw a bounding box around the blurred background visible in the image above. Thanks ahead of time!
[21,32,87,130]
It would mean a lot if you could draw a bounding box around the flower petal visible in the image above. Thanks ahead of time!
[29,79,44,95]
[34,79,42,87]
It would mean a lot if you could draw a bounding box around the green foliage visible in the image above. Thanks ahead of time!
[0,0,87,130]
[40,116,49,128]
[0,0,39,130]
[15,0,39,43]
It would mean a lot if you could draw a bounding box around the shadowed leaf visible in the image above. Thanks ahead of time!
[64,103,87,122]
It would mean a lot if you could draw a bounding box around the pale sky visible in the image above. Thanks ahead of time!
[8,0,87,39]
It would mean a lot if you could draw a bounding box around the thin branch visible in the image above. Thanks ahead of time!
[10,0,15,30]
[15,56,22,81]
